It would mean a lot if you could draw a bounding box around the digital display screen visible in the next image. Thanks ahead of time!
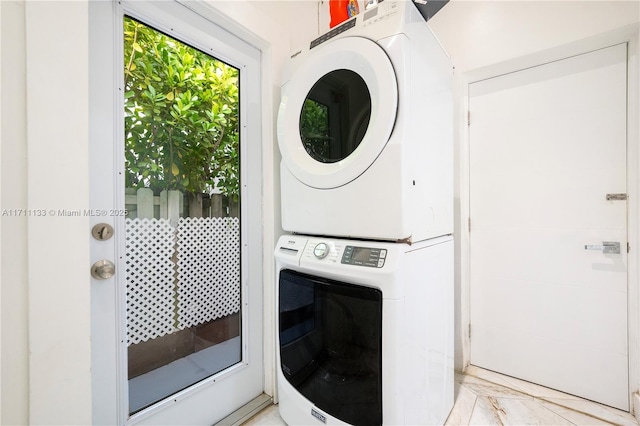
[341,246,385,268]
[351,247,371,262]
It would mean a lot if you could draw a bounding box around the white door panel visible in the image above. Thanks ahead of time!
[470,43,628,410]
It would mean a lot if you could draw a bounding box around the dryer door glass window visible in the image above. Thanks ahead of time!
[299,69,371,163]
[277,37,397,189]
[279,269,382,425]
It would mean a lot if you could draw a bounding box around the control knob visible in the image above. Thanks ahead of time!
[313,242,329,259]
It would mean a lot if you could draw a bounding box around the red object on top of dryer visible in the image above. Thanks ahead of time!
[329,0,359,28]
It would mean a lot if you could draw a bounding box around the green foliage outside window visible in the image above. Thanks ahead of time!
[300,99,330,161]
[124,17,240,199]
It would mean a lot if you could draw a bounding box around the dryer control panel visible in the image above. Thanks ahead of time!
[302,239,387,268]
[302,240,344,264]
[288,237,391,269]
[341,246,387,268]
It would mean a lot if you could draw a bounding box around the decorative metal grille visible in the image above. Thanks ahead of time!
[125,218,177,345]
[176,217,241,329]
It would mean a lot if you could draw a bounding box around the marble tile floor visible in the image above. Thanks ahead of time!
[446,366,638,426]
[243,366,639,425]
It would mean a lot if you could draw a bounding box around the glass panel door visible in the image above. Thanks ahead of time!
[90,1,263,422]
[123,16,242,415]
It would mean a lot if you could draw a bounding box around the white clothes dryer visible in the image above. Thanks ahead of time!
[275,234,454,425]
[278,0,453,243]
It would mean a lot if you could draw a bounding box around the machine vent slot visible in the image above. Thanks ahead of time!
[310,18,357,49]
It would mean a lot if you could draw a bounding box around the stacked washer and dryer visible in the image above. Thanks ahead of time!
[275,1,454,424]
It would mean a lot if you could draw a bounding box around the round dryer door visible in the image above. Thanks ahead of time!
[277,36,398,189]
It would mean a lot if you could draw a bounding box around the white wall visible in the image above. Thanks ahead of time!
[26,2,93,422]
[429,1,640,72]
[2,1,95,423]
[2,1,33,424]
[0,2,95,424]
[0,2,2,418]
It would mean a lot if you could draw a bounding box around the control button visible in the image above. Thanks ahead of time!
[377,259,385,268]
[379,249,387,259]
[313,242,329,259]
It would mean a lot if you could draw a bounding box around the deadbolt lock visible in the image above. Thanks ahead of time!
[92,223,114,241]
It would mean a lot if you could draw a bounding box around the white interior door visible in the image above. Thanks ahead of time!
[469,43,629,410]
[89,1,263,424]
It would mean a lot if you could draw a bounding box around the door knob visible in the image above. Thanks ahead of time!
[584,241,620,254]
[91,260,115,279]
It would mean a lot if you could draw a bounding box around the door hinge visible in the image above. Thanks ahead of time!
[628,242,631,253]
[469,324,471,340]
[468,217,471,233]
[467,111,471,126]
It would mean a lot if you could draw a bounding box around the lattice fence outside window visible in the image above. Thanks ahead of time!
[125,218,177,345]
[125,217,241,346]
[176,217,241,330]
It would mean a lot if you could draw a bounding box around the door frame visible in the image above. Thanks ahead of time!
[459,24,640,411]
[89,1,273,423]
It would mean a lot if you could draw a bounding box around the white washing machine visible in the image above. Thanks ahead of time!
[275,234,454,425]
[277,0,453,243]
